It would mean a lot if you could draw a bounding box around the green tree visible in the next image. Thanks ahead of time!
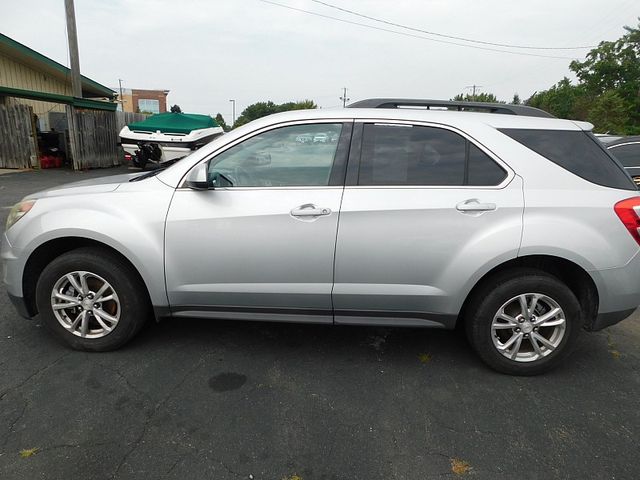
[526,19,640,134]
[511,93,521,105]
[215,113,229,132]
[526,78,587,120]
[587,90,628,133]
[452,92,502,103]
[233,100,317,128]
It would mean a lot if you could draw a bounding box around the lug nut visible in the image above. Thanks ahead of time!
[519,318,524,323]
[515,328,521,332]
[94,303,100,309]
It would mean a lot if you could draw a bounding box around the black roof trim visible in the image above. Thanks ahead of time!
[347,98,555,119]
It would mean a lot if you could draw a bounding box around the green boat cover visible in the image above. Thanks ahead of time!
[127,112,218,134]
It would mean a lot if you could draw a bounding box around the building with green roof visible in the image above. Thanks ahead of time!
[0,32,116,114]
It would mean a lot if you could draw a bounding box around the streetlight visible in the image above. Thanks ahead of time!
[229,99,236,127]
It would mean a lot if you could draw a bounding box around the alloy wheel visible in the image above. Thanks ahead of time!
[491,293,566,362]
[50,271,121,338]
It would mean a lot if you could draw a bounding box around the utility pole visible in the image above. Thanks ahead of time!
[64,0,83,170]
[229,99,236,126]
[340,87,349,108]
[118,78,124,111]
[64,0,82,99]
[465,84,483,101]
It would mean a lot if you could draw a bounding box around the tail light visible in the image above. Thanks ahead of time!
[614,197,640,245]
[124,153,132,161]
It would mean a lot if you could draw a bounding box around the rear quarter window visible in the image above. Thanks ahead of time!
[499,128,635,190]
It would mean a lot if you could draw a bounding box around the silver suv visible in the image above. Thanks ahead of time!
[3,99,640,375]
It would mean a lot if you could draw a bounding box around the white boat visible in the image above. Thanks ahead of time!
[119,112,224,168]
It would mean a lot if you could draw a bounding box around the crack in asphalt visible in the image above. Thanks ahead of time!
[1,399,28,450]
[94,360,153,403]
[165,457,182,476]
[0,352,72,401]
[109,358,206,480]
[0,351,72,451]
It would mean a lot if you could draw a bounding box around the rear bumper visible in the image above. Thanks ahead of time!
[589,250,640,330]
[588,308,636,331]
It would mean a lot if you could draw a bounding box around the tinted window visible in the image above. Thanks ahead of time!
[468,143,507,186]
[208,124,342,187]
[358,124,506,186]
[500,129,635,190]
[609,143,640,168]
[359,124,466,186]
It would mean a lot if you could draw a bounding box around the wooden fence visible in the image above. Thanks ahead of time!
[0,104,37,169]
[67,107,121,170]
[115,111,147,134]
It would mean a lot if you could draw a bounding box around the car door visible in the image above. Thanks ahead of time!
[165,121,352,323]
[333,121,524,327]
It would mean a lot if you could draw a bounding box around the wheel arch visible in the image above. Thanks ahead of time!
[458,255,599,329]
[22,237,154,318]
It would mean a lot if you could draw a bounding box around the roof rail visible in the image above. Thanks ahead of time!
[347,98,554,119]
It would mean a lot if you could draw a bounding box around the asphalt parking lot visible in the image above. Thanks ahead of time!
[1,166,639,480]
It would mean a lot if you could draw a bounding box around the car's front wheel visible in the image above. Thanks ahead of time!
[35,248,150,351]
[465,270,582,375]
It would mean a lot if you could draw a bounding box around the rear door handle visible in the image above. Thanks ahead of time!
[456,199,497,212]
[290,204,332,217]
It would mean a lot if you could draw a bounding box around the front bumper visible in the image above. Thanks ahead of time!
[8,292,31,319]
[2,231,28,317]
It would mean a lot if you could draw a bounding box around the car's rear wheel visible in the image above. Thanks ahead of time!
[36,248,150,351]
[465,269,582,375]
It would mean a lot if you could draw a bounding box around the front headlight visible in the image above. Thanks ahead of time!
[6,200,36,231]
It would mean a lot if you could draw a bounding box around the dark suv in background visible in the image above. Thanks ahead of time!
[599,135,640,186]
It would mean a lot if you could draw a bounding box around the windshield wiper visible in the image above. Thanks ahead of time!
[129,157,185,182]
[130,169,163,182]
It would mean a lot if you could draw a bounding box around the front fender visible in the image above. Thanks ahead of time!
[5,178,174,307]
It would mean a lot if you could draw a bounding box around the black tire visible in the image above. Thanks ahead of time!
[465,269,582,375]
[35,248,150,351]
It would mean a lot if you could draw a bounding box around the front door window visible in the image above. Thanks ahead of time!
[208,124,343,187]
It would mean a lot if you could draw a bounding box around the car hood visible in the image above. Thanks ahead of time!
[25,172,142,199]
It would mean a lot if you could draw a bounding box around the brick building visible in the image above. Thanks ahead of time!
[115,87,170,114]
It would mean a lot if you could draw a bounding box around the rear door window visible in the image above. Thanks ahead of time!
[358,124,506,186]
[500,129,635,190]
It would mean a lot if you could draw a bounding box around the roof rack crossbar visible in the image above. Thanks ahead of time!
[347,98,554,118]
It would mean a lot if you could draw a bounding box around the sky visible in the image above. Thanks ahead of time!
[1,0,638,122]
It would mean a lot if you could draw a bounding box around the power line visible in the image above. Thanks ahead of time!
[465,85,483,100]
[258,0,581,60]
[310,0,596,50]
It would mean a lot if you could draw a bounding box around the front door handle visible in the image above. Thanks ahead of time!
[290,204,332,217]
[456,199,497,212]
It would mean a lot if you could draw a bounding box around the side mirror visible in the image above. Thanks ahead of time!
[184,163,209,190]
